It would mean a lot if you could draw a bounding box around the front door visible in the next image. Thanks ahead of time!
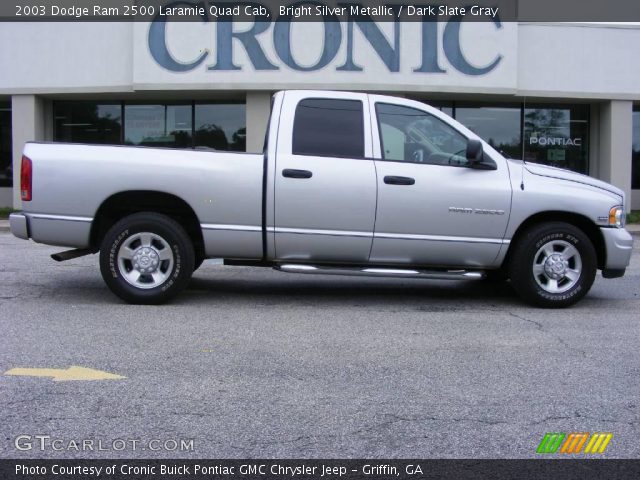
[273,91,377,263]
[368,98,512,267]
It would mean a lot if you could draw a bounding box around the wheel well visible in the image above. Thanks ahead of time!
[504,211,606,270]
[90,191,204,259]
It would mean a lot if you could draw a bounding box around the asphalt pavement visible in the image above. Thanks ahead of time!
[0,232,639,459]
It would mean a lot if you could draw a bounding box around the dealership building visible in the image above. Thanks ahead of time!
[0,20,639,209]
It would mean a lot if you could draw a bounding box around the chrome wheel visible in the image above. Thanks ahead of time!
[532,239,582,294]
[117,232,174,289]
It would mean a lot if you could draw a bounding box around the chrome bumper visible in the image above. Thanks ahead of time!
[9,213,29,239]
[600,227,633,270]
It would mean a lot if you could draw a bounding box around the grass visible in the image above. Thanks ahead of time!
[0,207,16,219]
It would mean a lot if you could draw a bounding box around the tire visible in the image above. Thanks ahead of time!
[99,212,194,304]
[483,267,508,283]
[193,253,205,272]
[508,222,597,308]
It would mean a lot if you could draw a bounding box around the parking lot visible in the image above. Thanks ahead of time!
[1,232,639,459]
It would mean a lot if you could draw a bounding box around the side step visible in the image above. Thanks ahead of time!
[51,248,94,262]
[274,264,484,281]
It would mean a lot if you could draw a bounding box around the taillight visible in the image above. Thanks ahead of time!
[21,155,32,201]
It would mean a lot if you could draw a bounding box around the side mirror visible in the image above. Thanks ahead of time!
[466,139,483,164]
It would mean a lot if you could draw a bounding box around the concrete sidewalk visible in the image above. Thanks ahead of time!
[1,218,639,234]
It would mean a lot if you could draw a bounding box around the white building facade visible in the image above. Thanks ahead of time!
[0,21,639,209]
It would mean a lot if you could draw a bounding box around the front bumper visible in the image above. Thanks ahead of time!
[600,227,633,271]
[9,213,29,239]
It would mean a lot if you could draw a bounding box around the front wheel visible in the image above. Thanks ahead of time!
[99,212,194,304]
[508,222,597,308]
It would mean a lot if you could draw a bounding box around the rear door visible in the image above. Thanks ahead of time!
[273,91,377,263]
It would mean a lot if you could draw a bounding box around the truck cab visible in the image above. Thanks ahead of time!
[267,90,511,267]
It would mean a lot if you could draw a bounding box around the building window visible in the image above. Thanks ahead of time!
[425,100,454,118]
[292,98,364,158]
[124,104,192,148]
[54,101,247,152]
[0,102,11,187]
[195,103,246,151]
[524,104,589,174]
[54,102,121,145]
[633,107,640,190]
[455,104,522,159]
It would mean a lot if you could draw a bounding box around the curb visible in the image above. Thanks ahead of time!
[0,220,9,233]
[627,225,640,236]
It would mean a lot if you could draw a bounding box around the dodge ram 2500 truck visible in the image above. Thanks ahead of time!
[10,90,633,307]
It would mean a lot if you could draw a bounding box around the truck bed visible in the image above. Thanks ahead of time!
[19,142,265,258]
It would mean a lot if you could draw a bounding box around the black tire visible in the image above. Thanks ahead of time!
[99,212,194,304]
[508,222,597,308]
[483,267,508,283]
[193,253,205,272]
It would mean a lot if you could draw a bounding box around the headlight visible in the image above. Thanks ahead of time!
[609,206,625,228]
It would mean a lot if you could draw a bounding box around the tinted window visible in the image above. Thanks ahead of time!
[53,101,248,152]
[524,104,589,174]
[54,102,121,145]
[376,103,468,166]
[195,103,246,151]
[292,99,364,158]
[632,108,640,189]
[0,102,11,187]
[124,104,192,148]
[455,104,521,159]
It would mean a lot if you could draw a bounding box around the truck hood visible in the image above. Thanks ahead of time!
[520,161,624,199]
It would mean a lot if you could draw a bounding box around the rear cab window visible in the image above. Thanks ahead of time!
[292,99,364,158]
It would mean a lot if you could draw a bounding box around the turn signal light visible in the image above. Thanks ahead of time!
[608,206,624,228]
[20,155,32,201]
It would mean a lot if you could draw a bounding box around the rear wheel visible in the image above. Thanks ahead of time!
[99,212,194,304]
[508,222,597,308]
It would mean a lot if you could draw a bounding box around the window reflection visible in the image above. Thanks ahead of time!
[54,102,121,145]
[124,104,192,148]
[455,105,521,159]
[524,105,589,174]
[195,104,246,151]
[53,101,247,152]
[633,108,640,189]
[293,99,364,158]
[425,101,454,118]
[404,99,593,175]
[376,103,468,166]
[0,102,11,187]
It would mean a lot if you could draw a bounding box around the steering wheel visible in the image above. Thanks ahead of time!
[448,148,467,166]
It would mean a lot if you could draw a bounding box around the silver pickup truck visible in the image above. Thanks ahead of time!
[10,90,633,307]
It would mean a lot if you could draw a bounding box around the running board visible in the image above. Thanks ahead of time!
[51,248,94,262]
[274,264,484,280]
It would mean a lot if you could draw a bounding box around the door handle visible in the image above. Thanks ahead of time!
[384,175,415,185]
[282,169,313,179]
